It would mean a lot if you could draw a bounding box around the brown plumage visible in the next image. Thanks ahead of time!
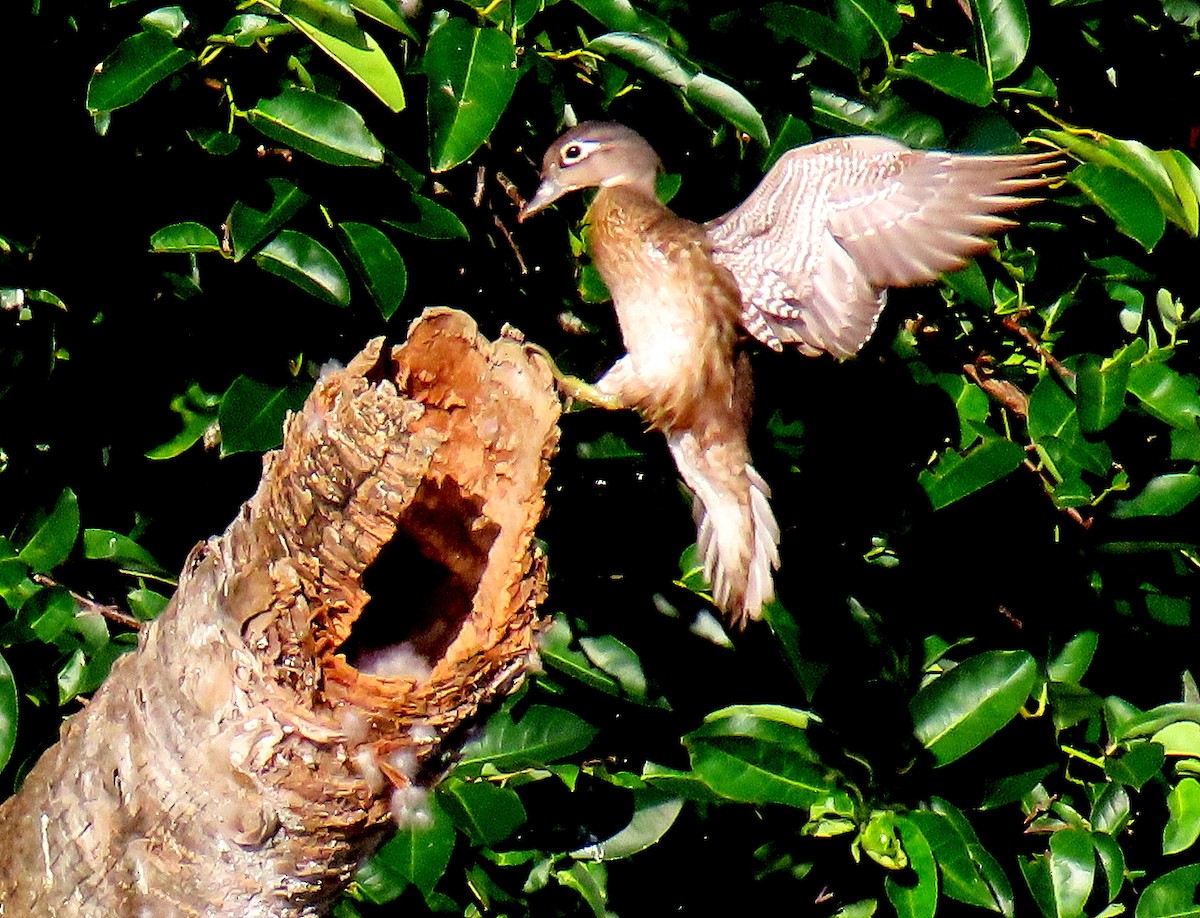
[521,121,1057,625]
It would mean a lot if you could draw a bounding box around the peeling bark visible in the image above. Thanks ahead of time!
[0,308,561,916]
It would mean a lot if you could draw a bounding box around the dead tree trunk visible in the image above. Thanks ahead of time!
[0,309,561,916]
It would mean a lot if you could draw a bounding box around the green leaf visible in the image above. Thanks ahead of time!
[1076,353,1131,433]
[1166,778,1200,856]
[83,529,167,575]
[895,53,994,107]
[127,588,170,621]
[337,222,407,319]
[539,615,624,696]
[18,489,80,573]
[86,29,193,113]
[918,438,1026,511]
[248,88,385,166]
[350,0,418,38]
[570,791,684,860]
[1106,742,1166,791]
[457,704,598,774]
[26,587,76,643]
[1068,163,1166,251]
[439,779,526,846]
[1022,828,1095,918]
[971,0,1030,81]
[1136,863,1200,918]
[1112,473,1200,519]
[578,634,647,700]
[229,178,312,262]
[146,383,220,460]
[1092,831,1126,902]
[810,88,945,148]
[425,19,518,172]
[150,222,221,254]
[1048,631,1098,685]
[254,229,351,306]
[371,793,455,894]
[141,6,189,39]
[906,807,1004,912]
[383,193,469,240]
[911,649,1038,766]
[274,0,406,112]
[0,652,16,772]
[684,704,847,809]
[1128,362,1200,430]
[571,0,641,32]
[885,817,939,918]
[588,32,769,146]
[218,375,310,456]
[1038,129,1197,240]
[763,3,862,72]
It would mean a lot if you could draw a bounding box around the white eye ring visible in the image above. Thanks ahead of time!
[559,139,600,166]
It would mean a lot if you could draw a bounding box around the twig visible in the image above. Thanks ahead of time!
[1003,315,1076,385]
[32,574,142,630]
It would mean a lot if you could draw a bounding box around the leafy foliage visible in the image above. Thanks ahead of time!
[4,0,1200,915]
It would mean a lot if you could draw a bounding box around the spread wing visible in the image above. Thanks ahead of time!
[705,136,1059,358]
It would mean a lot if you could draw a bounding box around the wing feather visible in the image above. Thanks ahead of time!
[706,135,1059,357]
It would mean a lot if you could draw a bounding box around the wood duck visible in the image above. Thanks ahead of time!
[520,121,1057,626]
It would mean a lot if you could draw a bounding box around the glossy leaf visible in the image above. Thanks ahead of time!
[763,3,862,72]
[1021,828,1095,918]
[1076,352,1131,433]
[684,705,846,808]
[86,29,193,113]
[1166,778,1200,856]
[810,88,945,148]
[18,489,80,573]
[1128,361,1200,430]
[371,794,454,895]
[141,6,189,39]
[1106,742,1166,791]
[254,229,351,306]
[895,53,993,107]
[570,791,684,860]
[349,0,418,38]
[0,652,15,772]
[27,587,76,643]
[1048,631,1098,685]
[337,222,407,319]
[911,650,1038,766]
[248,88,385,167]
[539,615,624,697]
[457,704,598,774]
[918,438,1026,511]
[885,818,939,918]
[426,19,518,172]
[971,0,1030,80]
[150,222,221,254]
[83,529,167,575]
[383,193,469,240]
[1112,473,1200,519]
[439,779,526,846]
[275,1,406,112]
[217,375,310,456]
[229,178,312,262]
[579,634,647,699]
[589,32,769,146]
[1136,863,1200,918]
[1068,162,1166,251]
[906,808,1001,912]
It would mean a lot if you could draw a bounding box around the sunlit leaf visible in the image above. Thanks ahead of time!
[895,53,993,107]
[0,652,16,772]
[439,779,527,846]
[337,222,407,319]
[218,375,310,456]
[86,29,193,113]
[918,439,1026,511]
[1136,863,1200,918]
[383,193,469,240]
[248,88,385,166]
[1068,163,1166,251]
[457,704,598,774]
[886,817,939,918]
[911,650,1038,766]
[83,529,167,575]
[570,791,683,860]
[254,229,351,306]
[229,178,312,262]
[150,222,221,254]
[1112,473,1200,519]
[1165,778,1200,856]
[18,489,80,573]
[371,794,454,895]
[426,19,518,172]
[971,0,1030,81]
[764,3,862,72]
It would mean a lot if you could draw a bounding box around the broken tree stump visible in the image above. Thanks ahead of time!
[0,308,561,916]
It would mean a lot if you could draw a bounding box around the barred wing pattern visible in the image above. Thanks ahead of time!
[705,136,1058,359]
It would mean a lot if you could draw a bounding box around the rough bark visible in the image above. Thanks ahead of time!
[0,308,561,916]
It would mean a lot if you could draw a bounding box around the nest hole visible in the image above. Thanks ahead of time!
[339,476,500,677]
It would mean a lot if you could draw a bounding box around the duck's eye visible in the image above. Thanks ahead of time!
[560,143,585,165]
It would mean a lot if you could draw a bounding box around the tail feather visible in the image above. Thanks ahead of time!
[669,432,780,626]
